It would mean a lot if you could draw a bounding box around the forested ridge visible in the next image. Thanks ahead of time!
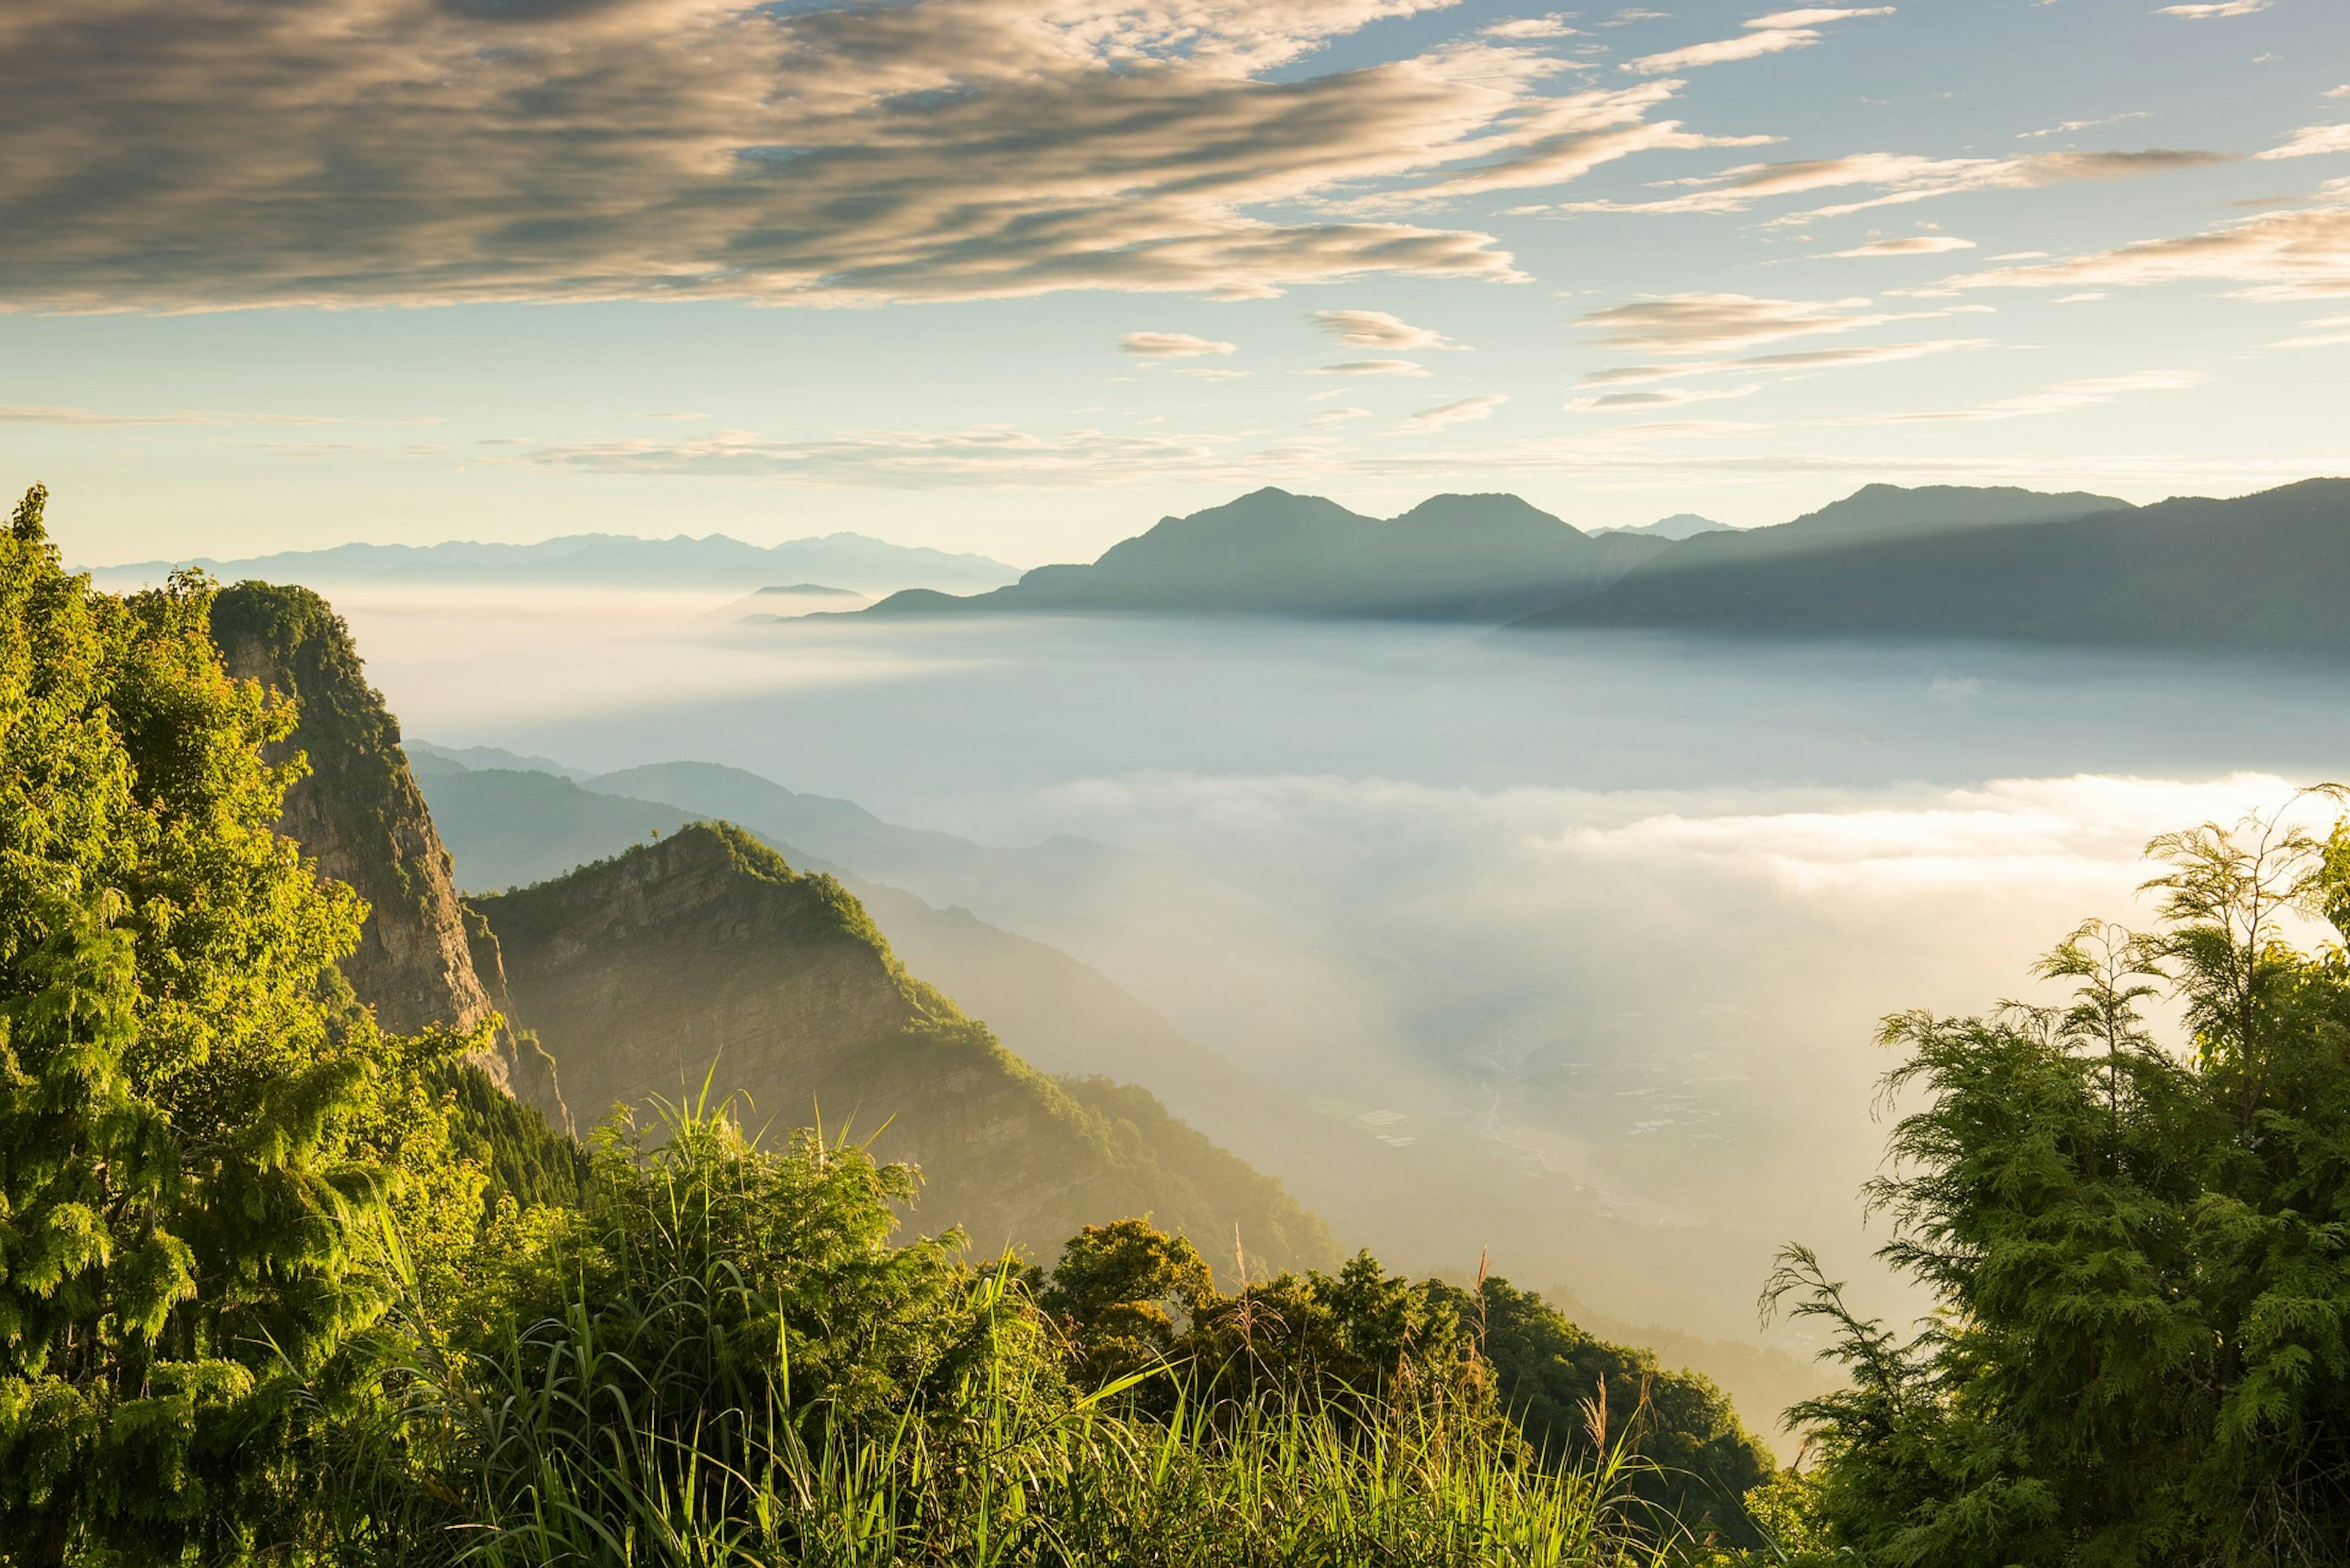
[13,477,2350,1564]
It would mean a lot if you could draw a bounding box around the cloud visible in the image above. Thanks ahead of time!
[2329,86,2350,101]
[1121,331,1239,357]
[1,0,1721,310]
[1863,370,2201,423]
[1575,291,1988,353]
[1824,234,1976,257]
[2254,124,2350,161]
[1539,147,2229,220]
[1941,188,2350,300]
[1396,393,1507,431]
[2018,111,2151,141]
[1308,358,1434,376]
[522,421,1241,487]
[1351,82,1778,210]
[0,403,417,427]
[2267,312,2350,348]
[1565,384,1764,410]
[1311,309,1456,349]
[1578,336,1996,385]
[1172,366,1251,379]
[1624,6,1892,75]
[1483,13,1581,37]
[1307,405,1376,426]
[2154,0,2269,15]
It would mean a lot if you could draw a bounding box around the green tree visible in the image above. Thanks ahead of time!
[1770,796,2350,1566]
[0,485,466,1565]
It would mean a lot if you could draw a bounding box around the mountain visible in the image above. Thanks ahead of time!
[207,584,567,1124]
[473,821,1337,1265]
[417,763,1351,1182]
[1511,479,2348,648]
[862,488,1669,622]
[91,532,1020,599]
[697,583,874,623]
[1592,513,1733,541]
[408,740,591,781]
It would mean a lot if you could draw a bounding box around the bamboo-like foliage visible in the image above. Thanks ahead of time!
[364,1094,1678,1568]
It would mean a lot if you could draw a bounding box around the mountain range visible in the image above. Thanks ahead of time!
[1591,513,1733,541]
[95,531,1020,597]
[862,488,1668,622]
[1513,478,2350,648]
[835,477,2349,652]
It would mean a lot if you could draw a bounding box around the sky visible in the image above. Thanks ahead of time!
[5,0,2348,567]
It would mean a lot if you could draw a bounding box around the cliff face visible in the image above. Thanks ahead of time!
[477,823,1334,1266]
[209,582,566,1124]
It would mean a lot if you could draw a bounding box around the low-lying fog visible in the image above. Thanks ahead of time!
[332,584,2349,1348]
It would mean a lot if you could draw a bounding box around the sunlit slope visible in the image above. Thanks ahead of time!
[472,821,1337,1268]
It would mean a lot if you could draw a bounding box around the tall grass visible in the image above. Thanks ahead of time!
[360,1096,1693,1567]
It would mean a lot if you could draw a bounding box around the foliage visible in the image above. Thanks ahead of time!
[2,485,1769,1562]
[368,1098,1684,1567]
[0,485,474,1565]
[1770,793,2350,1566]
[1029,1219,1772,1547]
[444,1061,589,1214]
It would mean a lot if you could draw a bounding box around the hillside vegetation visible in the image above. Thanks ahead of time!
[474,821,1338,1271]
[2,483,1779,1564]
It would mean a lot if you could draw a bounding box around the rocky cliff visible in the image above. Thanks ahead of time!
[209,581,567,1124]
[476,823,1333,1266]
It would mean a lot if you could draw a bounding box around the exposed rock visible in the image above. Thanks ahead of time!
[209,581,567,1126]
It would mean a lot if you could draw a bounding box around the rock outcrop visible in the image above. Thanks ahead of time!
[209,581,567,1125]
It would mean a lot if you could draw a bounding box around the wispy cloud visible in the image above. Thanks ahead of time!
[1534,147,2229,220]
[1566,384,1765,411]
[1625,6,1894,75]
[1396,394,1508,431]
[1575,292,1990,353]
[2154,0,2269,16]
[2254,125,2350,161]
[1941,185,2350,300]
[0,404,428,428]
[1862,370,2202,422]
[1121,332,1239,357]
[2269,312,2350,348]
[523,422,1239,488]
[1307,405,1377,426]
[1824,235,1977,257]
[1310,310,1457,350]
[1578,337,1998,385]
[2018,111,2152,140]
[1308,359,1434,376]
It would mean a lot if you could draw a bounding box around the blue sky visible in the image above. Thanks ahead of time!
[4,0,2346,565]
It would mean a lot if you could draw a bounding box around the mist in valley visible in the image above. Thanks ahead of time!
[332,583,2348,1362]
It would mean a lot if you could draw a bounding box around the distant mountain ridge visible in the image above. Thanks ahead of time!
[91,531,1020,597]
[862,488,1669,622]
[1512,479,2349,648]
[1592,513,1733,541]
